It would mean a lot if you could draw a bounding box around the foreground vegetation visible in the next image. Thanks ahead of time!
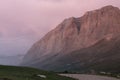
[0,65,76,80]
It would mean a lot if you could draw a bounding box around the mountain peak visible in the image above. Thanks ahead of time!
[84,5,120,17]
[101,5,119,10]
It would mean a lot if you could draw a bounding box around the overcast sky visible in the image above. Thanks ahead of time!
[0,0,120,56]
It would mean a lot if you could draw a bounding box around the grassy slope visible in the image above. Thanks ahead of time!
[0,65,76,80]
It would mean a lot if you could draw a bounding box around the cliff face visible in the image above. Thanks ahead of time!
[21,5,120,72]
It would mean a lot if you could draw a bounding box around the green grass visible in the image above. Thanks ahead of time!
[0,65,76,80]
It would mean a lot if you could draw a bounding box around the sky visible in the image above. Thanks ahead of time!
[0,0,120,57]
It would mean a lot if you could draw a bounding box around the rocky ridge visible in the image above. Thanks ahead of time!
[21,5,120,72]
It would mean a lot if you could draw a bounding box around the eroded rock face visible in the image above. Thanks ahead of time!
[21,5,120,72]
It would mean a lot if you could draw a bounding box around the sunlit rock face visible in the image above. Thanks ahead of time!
[21,5,120,72]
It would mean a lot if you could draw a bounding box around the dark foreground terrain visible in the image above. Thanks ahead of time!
[0,65,75,80]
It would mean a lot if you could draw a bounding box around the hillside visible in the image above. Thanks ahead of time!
[0,65,75,80]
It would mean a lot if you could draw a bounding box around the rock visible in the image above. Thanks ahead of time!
[37,75,46,78]
[21,5,120,72]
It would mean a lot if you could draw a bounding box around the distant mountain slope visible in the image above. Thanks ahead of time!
[0,55,24,65]
[21,5,120,73]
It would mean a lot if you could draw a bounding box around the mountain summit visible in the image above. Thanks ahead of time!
[21,5,120,72]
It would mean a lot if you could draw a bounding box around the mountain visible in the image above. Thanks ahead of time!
[21,5,120,73]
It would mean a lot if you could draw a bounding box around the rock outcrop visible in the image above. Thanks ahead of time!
[21,5,120,72]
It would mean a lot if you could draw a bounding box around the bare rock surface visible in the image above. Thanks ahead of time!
[21,5,120,72]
